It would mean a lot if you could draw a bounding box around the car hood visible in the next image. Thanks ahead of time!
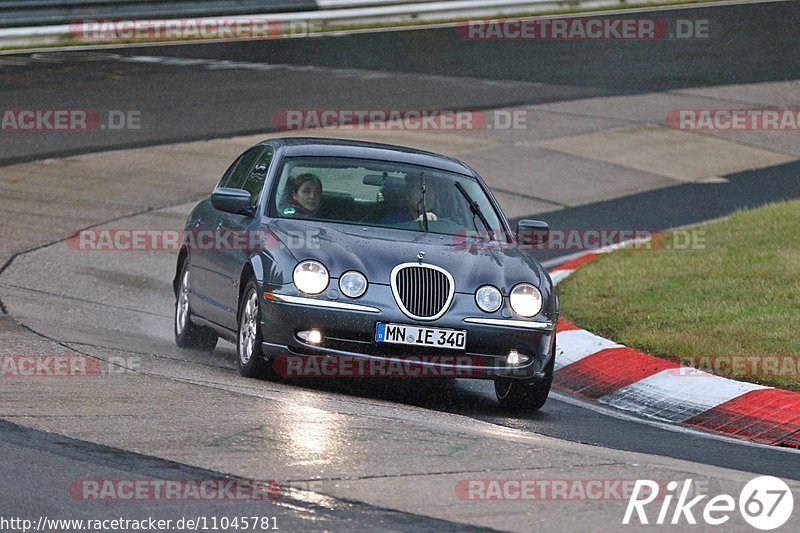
[267,218,544,292]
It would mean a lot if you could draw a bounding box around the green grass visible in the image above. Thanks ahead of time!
[558,200,800,391]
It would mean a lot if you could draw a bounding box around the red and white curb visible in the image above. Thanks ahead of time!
[549,250,800,448]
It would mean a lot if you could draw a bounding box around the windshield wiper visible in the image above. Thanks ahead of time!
[419,171,429,232]
[454,182,495,241]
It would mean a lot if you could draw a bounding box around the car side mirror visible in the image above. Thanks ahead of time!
[211,188,255,217]
[517,219,549,246]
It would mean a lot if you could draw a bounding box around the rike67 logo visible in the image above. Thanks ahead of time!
[624,477,794,530]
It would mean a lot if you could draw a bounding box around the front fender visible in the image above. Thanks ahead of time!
[243,248,296,295]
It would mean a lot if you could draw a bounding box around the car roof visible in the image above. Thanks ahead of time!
[262,137,477,176]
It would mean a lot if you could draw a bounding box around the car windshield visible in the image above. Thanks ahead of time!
[271,156,506,238]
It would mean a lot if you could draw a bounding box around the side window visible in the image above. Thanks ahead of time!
[241,148,273,204]
[219,147,262,189]
[217,159,239,188]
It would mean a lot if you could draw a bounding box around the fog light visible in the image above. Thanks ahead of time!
[506,350,530,366]
[299,329,323,344]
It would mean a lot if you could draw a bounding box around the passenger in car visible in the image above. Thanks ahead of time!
[283,173,322,217]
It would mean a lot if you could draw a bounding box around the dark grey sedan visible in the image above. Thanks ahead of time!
[173,137,558,410]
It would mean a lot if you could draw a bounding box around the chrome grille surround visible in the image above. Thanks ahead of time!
[390,262,455,321]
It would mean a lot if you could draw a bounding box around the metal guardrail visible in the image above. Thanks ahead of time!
[0,0,318,27]
[0,0,687,47]
[0,0,449,28]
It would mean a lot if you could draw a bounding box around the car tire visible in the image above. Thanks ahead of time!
[494,345,555,412]
[174,262,218,352]
[236,279,274,379]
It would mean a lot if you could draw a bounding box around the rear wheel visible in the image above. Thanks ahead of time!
[237,279,273,379]
[174,263,218,352]
[494,346,555,412]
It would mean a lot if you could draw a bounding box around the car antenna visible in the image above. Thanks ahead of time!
[419,171,429,232]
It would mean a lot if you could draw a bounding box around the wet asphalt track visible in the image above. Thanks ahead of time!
[0,420,488,531]
[1,1,799,165]
[1,0,800,528]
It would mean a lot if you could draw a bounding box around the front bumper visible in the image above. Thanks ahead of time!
[259,285,556,380]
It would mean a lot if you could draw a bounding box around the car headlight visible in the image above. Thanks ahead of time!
[475,285,502,313]
[293,260,329,295]
[509,283,542,317]
[339,270,368,298]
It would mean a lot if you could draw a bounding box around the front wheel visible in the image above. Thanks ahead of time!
[174,263,218,352]
[237,280,273,379]
[494,349,555,412]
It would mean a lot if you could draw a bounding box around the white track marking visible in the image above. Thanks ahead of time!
[555,329,623,370]
[599,369,770,422]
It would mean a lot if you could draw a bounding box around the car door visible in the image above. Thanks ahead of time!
[186,152,252,319]
[183,198,218,320]
[204,146,272,329]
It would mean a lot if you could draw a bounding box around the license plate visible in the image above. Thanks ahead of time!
[375,322,467,350]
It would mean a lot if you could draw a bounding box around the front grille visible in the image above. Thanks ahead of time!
[392,264,454,320]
